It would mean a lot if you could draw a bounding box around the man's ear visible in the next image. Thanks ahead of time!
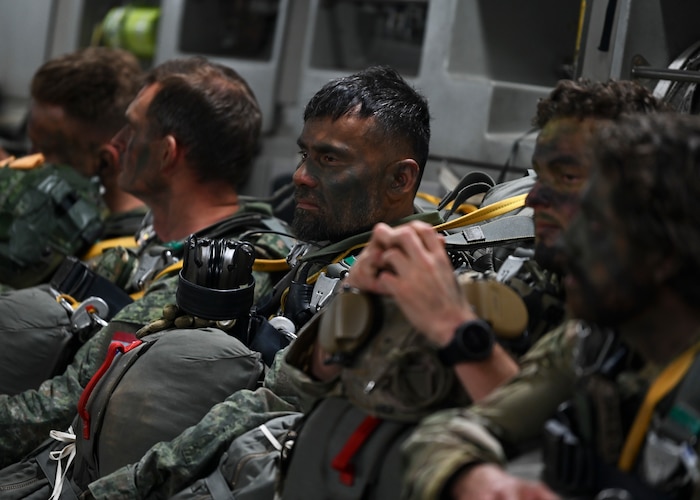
[387,158,420,199]
[96,143,120,180]
[159,135,179,173]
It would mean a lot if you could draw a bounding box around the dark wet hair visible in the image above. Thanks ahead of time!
[304,65,430,186]
[143,56,262,188]
[593,113,700,303]
[533,78,671,128]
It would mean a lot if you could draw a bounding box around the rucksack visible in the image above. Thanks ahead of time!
[280,397,415,500]
[0,158,105,289]
[0,328,267,500]
[70,327,266,490]
[170,412,303,500]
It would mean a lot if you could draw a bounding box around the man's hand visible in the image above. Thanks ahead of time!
[451,463,560,500]
[346,221,477,347]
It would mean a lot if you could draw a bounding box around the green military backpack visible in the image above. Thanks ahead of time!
[0,157,105,289]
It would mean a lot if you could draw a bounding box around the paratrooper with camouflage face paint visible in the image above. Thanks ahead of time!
[0,56,294,472]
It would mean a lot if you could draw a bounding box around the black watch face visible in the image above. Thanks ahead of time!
[456,320,494,360]
[463,324,492,353]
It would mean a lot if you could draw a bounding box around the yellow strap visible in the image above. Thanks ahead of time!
[618,341,700,471]
[253,258,290,273]
[434,194,528,232]
[55,293,79,307]
[131,195,525,298]
[415,192,477,215]
[152,261,184,283]
[0,153,45,169]
[80,236,139,261]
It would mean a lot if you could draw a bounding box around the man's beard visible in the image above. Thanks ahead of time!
[533,241,567,275]
[565,259,656,329]
[292,206,374,243]
[292,208,331,242]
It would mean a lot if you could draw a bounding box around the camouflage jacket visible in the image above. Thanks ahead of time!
[0,203,292,467]
[401,320,578,499]
[401,320,700,499]
[84,210,444,499]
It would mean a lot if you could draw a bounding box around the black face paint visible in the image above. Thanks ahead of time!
[563,191,657,327]
[529,182,582,273]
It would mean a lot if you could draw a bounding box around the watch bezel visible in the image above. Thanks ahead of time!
[438,318,494,365]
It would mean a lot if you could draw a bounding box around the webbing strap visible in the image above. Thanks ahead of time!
[180,195,527,285]
[331,415,382,486]
[435,194,528,231]
[204,468,235,500]
[48,426,77,500]
[80,236,139,261]
[618,341,700,471]
[77,339,142,439]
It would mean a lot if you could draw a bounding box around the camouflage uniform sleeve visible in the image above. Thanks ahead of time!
[401,320,580,500]
[85,387,298,499]
[271,314,340,413]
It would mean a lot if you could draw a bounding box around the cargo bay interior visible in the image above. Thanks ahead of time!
[0,0,698,198]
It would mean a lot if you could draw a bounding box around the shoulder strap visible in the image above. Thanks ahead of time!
[435,194,528,231]
[618,341,700,471]
[80,236,139,261]
[443,214,534,251]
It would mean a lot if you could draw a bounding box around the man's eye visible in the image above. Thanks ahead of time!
[322,155,336,163]
[562,173,582,184]
[296,151,308,166]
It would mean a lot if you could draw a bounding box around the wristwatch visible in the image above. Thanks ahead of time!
[437,319,495,365]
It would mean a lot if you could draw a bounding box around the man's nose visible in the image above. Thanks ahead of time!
[293,160,317,187]
[526,181,552,208]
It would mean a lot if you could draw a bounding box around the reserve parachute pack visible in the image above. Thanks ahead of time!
[69,236,265,490]
[0,154,105,289]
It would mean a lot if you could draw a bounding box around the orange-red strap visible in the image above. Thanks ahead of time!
[331,415,382,486]
[77,338,141,439]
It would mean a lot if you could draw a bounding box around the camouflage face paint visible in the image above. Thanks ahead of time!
[563,175,656,326]
[527,117,598,273]
[293,116,391,242]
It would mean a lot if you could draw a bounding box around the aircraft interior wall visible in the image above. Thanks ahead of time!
[0,0,698,198]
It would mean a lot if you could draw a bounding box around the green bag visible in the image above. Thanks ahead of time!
[0,163,105,288]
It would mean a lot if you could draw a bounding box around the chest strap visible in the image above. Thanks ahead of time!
[619,340,700,471]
